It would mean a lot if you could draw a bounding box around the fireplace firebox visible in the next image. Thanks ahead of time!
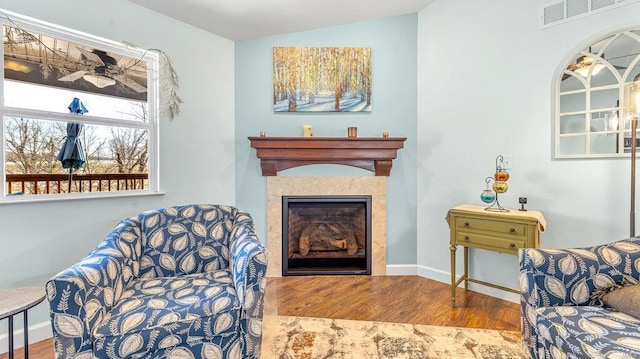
[282,195,372,275]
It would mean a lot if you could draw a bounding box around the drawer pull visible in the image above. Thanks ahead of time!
[464,222,470,228]
[509,228,516,234]
[464,236,470,242]
[509,243,516,249]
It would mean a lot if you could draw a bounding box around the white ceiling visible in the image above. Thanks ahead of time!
[127,0,435,41]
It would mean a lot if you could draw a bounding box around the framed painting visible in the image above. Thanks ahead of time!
[273,47,371,112]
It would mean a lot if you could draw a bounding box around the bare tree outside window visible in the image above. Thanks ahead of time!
[5,118,65,174]
[109,128,148,174]
[80,126,107,175]
[109,103,148,174]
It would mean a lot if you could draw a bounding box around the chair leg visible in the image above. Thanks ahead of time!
[24,310,29,358]
[8,315,14,359]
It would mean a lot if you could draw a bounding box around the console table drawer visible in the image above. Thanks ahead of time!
[456,217,527,237]
[455,232,525,254]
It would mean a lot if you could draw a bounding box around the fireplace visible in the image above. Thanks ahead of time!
[282,195,372,275]
[265,176,387,277]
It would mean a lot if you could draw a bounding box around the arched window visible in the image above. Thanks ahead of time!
[555,28,640,158]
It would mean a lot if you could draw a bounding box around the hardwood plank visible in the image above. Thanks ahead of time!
[268,276,520,330]
[0,275,520,359]
[0,339,52,359]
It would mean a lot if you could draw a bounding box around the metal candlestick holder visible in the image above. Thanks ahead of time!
[481,155,510,212]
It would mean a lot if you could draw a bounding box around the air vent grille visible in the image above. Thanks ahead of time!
[540,0,640,28]
[592,0,616,10]
[543,2,565,25]
[567,0,589,16]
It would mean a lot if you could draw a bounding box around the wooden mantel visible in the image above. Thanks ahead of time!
[248,136,406,176]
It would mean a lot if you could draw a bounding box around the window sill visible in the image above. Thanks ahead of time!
[0,190,165,204]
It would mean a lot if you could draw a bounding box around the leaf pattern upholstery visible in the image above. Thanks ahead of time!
[46,204,267,359]
[520,237,640,358]
[229,215,268,355]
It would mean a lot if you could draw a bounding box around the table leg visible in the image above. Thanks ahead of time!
[450,244,457,307]
[24,310,29,359]
[8,315,14,359]
[464,246,469,290]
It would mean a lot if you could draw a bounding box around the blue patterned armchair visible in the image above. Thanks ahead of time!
[520,237,640,359]
[46,204,267,359]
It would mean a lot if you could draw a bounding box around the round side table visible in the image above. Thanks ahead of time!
[0,286,46,359]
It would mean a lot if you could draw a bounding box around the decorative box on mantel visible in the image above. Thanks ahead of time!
[248,136,407,176]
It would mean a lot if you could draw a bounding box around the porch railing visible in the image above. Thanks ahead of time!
[6,173,148,195]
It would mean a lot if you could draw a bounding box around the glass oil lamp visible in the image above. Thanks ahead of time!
[480,177,496,203]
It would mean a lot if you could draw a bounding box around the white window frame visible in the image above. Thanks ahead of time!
[0,9,160,202]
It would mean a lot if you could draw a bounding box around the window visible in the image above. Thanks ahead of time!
[555,28,640,158]
[1,10,159,200]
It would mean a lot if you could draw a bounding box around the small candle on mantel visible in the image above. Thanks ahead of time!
[382,131,389,138]
[303,125,313,137]
[347,127,358,138]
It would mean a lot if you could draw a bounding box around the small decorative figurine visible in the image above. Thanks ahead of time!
[519,197,527,211]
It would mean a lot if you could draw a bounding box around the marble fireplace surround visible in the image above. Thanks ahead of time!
[266,176,386,277]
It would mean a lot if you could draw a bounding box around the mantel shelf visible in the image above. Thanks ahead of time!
[248,136,406,176]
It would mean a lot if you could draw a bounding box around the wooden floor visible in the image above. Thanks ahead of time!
[1,275,520,359]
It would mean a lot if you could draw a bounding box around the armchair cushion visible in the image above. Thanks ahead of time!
[532,305,640,358]
[93,270,240,358]
[602,283,640,318]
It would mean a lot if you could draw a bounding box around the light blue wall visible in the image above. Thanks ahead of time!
[417,0,640,297]
[0,0,235,335]
[235,14,418,265]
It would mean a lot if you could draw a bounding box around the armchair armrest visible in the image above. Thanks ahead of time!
[229,211,268,358]
[45,216,142,357]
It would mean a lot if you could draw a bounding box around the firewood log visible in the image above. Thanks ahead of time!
[345,228,358,255]
[299,226,313,256]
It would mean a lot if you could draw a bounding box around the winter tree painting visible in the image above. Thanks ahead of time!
[273,47,372,112]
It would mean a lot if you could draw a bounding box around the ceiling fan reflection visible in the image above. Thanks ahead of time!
[58,48,146,92]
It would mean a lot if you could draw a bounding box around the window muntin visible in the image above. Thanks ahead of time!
[555,29,640,158]
[0,10,159,200]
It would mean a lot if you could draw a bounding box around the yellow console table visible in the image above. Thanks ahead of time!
[446,204,546,307]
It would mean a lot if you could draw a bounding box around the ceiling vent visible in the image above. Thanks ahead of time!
[540,0,640,28]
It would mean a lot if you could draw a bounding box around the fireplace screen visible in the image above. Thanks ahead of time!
[282,195,371,275]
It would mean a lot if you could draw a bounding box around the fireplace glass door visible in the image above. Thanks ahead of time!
[282,195,371,275]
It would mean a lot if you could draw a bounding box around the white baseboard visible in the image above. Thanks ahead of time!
[0,321,52,354]
[385,264,418,275]
[387,264,519,304]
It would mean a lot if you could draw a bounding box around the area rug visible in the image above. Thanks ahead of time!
[262,316,525,359]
